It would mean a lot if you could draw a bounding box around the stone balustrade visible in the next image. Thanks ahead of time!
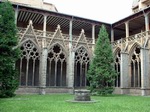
[17,27,93,44]
[112,31,149,48]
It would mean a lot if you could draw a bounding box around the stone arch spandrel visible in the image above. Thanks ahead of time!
[74,29,91,56]
[48,25,67,50]
[19,21,39,47]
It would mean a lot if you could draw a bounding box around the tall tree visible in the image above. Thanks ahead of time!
[0,1,20,98]
[87,25,116,95]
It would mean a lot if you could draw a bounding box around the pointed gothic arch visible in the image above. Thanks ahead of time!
[129,42,141,60]
[76,45,91,57]
[114,47,121,56]
[114,47,121,87]
[16,40,40,87]
[46,43,67,87]
[48,42,68,56]
[19,38,40,51]
[129,42,141,88]
[74,46,90,87]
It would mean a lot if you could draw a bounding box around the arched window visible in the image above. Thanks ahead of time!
[130,47,141,87]
[47,44,67,87]
[74,47,90,87]
[16,40,40,86]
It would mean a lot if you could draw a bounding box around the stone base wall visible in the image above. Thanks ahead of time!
[15,87,74,94]
[16,87,150,96]
[129,88,141,95]
[45,87,73,93]
[141,89,150,96]
[15,87,40,94]
[113,87,121,94]
[114,87,150,96]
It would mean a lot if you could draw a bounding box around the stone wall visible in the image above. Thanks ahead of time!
[8,0,57,12]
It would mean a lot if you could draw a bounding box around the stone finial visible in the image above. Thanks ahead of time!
[57,24,61,29]
[81,29,85,33]
[29,20,33,25]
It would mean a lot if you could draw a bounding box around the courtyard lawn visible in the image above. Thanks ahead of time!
[0,94,150,112]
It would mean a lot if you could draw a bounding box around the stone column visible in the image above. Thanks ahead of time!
[92,24,95,52]
[15,7,19,25]
[144,13,149,31]
[39,47,48,94]
[67,19,75,93]
[125,21,129,37]
[125,21,129,49]
[111,28,114,43]
[144,13,149,47]
[43,14,47,37]
[140,47,149,96]
[39,14,48,95]
[67,51,75,90]
[120,52,129,94]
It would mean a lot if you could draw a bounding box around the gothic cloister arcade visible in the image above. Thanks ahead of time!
[15,20,93,94]
[6,0,150,96]
[114,44,142,89]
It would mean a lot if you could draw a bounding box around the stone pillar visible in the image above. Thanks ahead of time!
[15,7,19,25]
[143,13,149,47]
[43,14,47,37]
[67,52,75,89]
[144,13,149,31]
[140,48,149,96]
[39,47,48,95]
[67,19,75,93]
[125,21,129,37]
[120,52,129,94]
[111,28,114,43]
[39,14,47,95]
[92,24,95,52]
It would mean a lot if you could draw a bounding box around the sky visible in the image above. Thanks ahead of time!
[44,0,133,23]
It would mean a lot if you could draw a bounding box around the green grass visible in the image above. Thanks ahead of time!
[0,94,150,112]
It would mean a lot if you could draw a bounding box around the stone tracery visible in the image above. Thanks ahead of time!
[74,46,90,87]
[130,46,141,87]
[47,44,67,87]
[114,48,121,87]
[16,40,40,86]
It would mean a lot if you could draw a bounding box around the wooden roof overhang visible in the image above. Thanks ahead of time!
[10,3,111,38]
[112,6,150,40]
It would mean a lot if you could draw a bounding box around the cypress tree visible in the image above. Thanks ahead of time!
[87,25,116,95]
[0,1,20,98]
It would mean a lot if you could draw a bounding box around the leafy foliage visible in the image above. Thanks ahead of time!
[0,1,20,98]
[87,25,116,95]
